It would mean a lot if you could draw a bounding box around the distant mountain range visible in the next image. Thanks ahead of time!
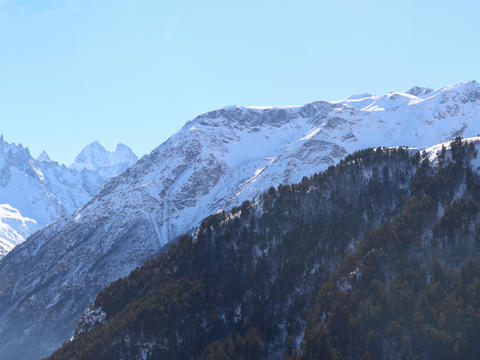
[1,81,480,358]
[0,137,137,257]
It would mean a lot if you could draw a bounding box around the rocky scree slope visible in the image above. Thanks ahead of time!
[49,137,480,360]
[2,81,480,358]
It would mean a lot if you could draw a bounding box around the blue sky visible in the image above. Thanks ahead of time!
[0,0,479,164]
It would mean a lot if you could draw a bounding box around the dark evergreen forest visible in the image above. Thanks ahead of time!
[48,138,480,360]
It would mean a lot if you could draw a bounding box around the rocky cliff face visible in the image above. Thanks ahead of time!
[1,81,480,359]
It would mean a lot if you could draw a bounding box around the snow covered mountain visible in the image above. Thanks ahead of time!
[0,137,137,257]
[1,81,480,359]
[70,141,138,178]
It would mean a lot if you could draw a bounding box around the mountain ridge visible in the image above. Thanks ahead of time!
[1,81,480,358]
[49,136,480,359]
[0,137,138,257]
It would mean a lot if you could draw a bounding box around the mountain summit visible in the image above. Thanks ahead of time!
[0,137,138,258]
[36,150,52,162]
[1,81,480,358]
[70,141,138,178]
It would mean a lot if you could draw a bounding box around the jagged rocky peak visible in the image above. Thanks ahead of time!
[36,150,52,162]
[0,136,32,171]
[0,135,29,157]
[406,86,434,96]
[70,141,138,177]
[115,142,136,156]
[0,137,138,260]
[71,141,109,170]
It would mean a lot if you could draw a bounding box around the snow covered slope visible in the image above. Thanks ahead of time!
[1,81,480,359]
[0,204,36,258]
[0,137,137,257]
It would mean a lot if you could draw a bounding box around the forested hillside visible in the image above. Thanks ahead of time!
[299,138,480,359]
[48,138,480,360]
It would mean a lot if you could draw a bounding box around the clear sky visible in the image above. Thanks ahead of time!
[1,0,479,164]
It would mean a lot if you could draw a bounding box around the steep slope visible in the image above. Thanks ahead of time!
[2,81,480,358]
[0,205,36,257]
[0,137,137,257]
[48,138,480,360]
[298,139,480,360]
[47,145,418,360]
